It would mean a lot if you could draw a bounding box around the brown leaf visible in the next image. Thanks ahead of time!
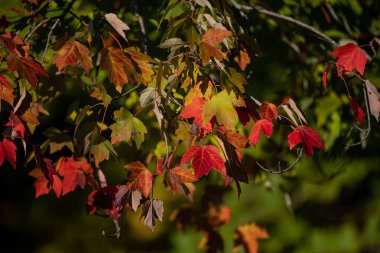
[141,199,164,231]
[105,13,130,42]
[365,80,380,122]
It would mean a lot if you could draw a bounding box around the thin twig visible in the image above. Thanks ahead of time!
[41,18,60,63]
[24,18,52,42]
[256,148,303,174]
[229,0,337,46]
[134,0,148,53]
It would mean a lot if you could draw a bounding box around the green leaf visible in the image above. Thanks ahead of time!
[202,90,238,130]
[110,108,147,148]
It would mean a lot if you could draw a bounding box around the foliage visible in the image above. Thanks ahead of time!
[0,0,380,252]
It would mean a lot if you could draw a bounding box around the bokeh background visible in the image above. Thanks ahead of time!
[0,0,380,252]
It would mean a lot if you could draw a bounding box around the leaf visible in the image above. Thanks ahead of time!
[202,90,239,130]
[349,98,364,125]
[7,55,48,89]
[90,134,118,166]
[90,84,112,106]
[165,167,196,199]
[141,199,164,232]
[158,38,185,50]
[0,138,17,169]
[0,74,14,107]
[56,157,93,196]
[115,185,142,212]
[233,223,269,253]
[101,47,134,92]
[332,43,367,76]
[181,97,212,131]
[105,13,130,42]
[53,38,92,74]
[199,29,231,64]
[6,112,26,139]
[125,47,154,85]
[29,168,62,198]
[288,126,324,157]
[110,108,147,148]
[248,119,273,147]
[259,102,278,121]
[33,145,56,183]
[238,47,250,70]
[124,161,153,198]
[288,98,307,125]
[365,80,380,122]
[43,128,74,154]
[181,145,226,179]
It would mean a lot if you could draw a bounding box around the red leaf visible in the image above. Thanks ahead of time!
[86,186,118,218]
[56,157,94,195]
[332,43,367,76]
[236,99,260,126]
[180,97,212,132]
[259,102,278,121]
[350,98,364,125]
[288,126,324,157]
[0,138,17,169]
[29,168,62,198]
[6,113,26,139]
[248,119,273,147]
[181,145,226,179]
[7,55,48,89]
[124,161,153,198]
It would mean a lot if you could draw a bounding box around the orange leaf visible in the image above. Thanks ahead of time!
[203,29,231,46]
[238,47,250,70]
[101,47,134,92]
[124,161,153,198]
[53,38,92,74]
[199,29,231,65]
[233,223,269,253]
[0,74,13,107]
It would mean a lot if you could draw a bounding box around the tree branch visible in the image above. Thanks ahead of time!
[256,148,303,174]
[229,0,337,46]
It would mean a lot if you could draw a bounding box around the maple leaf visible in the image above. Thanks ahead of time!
[288,126,324,157]
[53,38,92,74]
[233,223,269,253]
[238,47,250,70]
[90,135,118,166]
[248,119,273,147]
[365,80,380,122]
[7,54,48,89]
[181,145,226,179]
[105,13,130,42]
[29,168,62,198]
[199,29,231,64]
[0,138,17,169]
[6,113,26,139]
[180,97,212,132]
[124,161,153,198]
[125,47,154,85]
[332,43,367,76]
[0,74,13,107]
[207,206,231,227]
[115,185,142,213]
[141,199,164,232]
[350,98,364,125]
[56,157,94,196]
[0,32,27,56]
[202,90,239,130]
[236,98,260,126]
[259,102,278,121]
[165,167,196,199]
[101,47,134,92]
[110,108,147,148]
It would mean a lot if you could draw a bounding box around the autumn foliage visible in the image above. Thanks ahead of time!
[0,0,380,252]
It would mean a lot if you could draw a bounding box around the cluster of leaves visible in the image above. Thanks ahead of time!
[0,0,379,252]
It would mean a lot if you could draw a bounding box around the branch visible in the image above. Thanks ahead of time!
[229,0,337,46]
[256,148,303,174]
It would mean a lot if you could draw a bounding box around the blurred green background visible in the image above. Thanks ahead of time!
[0,0,380,252]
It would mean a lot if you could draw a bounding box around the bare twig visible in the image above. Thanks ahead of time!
[24,18,52,42]
[228,0,337,46]
[134,1,148,53]
[256,148,303,174]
